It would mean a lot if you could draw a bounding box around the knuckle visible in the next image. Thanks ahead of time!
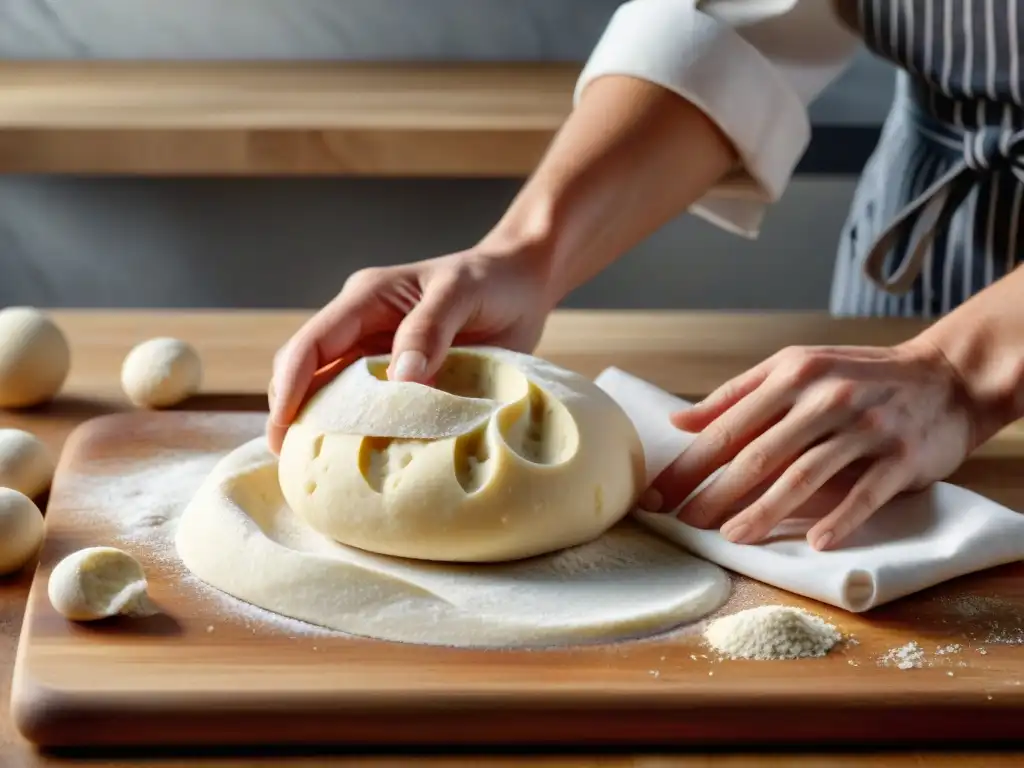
[700,423,734,457]
[735,446,772,479]
[783,463,815,495]
[824,380,858,410]
[344,266,388,294]
[889,435,916,461]
[857,407,891,435]
[776,347,823,387]
[851,486,881,514]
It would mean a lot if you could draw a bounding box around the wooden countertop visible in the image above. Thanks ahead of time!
[1,309,1022,766]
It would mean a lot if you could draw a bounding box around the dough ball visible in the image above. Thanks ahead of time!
[47,546,156,621]
[0,488,44,575]
[0,428,55,498]
[279,346,645,563]
[121,337,202,408]
[0,306,70,408]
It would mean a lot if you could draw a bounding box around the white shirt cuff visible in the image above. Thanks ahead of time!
[575,0,859,238]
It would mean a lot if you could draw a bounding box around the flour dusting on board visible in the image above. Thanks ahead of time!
[60,415,335,637]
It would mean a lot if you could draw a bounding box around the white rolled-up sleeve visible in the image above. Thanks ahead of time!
[575,0,862,237]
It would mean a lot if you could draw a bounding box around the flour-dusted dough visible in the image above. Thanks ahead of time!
[48,546,157,621]
[121,337,202,408]
[0,428,55,499]
[177,439,730,648]
[0,307,70,408]
[278,347,646,562]
[0,488,44,575]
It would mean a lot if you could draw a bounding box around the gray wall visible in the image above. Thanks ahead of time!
[0,37,896,310]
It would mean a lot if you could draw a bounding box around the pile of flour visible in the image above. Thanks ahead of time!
[704,605,842,660]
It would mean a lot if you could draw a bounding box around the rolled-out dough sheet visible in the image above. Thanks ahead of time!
[176,438,730,648]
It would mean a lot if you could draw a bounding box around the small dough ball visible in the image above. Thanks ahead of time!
[121,337,202,408]
[0,488,44,575]
[0,306,70,408]
[0,428,55,498]
[48,546,156,621]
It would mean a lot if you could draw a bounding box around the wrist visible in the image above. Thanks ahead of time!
[476,184,567,307]
[908,312,1024,445]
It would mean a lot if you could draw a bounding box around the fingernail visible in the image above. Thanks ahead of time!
[637,488,664,513]
[723,523,751,544]
[812,531,834,551]
[391,351,427,382]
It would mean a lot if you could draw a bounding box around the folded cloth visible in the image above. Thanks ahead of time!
[595,367,1024,612]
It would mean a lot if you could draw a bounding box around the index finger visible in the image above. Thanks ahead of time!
[267,284,394,449]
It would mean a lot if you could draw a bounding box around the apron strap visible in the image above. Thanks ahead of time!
[863,126,1024,294]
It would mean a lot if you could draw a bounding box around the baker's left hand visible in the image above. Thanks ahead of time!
[640,340,980,551]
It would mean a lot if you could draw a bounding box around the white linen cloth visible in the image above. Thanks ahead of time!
[595,367,1024,612]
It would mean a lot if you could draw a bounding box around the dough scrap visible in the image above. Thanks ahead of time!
[121,337,202,409]
[0,428,54,498]
[177,439,731,648]
[0,488,44,575]
[0,307,70,408]
[48,546,157,621]
[279,347,646,562]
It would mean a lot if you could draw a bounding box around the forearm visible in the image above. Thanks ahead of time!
[913,266,1024,443]
[479,75,739,303]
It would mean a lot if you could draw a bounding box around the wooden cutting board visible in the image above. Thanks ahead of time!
[10,412,1024,749]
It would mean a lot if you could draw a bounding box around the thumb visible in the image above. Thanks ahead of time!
[388,274,476,382]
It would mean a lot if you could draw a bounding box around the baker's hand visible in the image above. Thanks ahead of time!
[641,341,979,551]
[267,247,553,454]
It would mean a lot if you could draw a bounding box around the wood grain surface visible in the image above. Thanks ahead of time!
[12,409,1024,751]
[0,310,1022,766]
[0,61,760,192]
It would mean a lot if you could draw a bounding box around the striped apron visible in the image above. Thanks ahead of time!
[830,0,1024,318]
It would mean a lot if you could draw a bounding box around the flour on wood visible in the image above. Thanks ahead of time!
[704,605,841,660]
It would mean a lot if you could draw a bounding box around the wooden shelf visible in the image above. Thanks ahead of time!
[0,61,764,194]
[0,61,570,176]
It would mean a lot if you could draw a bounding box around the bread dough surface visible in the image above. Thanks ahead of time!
[177,438,731,648]
[48,546,156,621]
[0,488,44,575]
[278,347,646,562]
[121,337,202,408]
[0,307,70,408]
[0,428,55,498]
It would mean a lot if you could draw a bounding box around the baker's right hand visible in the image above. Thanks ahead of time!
[266,247,554,453]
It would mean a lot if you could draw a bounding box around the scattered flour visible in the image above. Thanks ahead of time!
[703,605,841,660]
[879,641,926,669]
[938,595,1024,646]
[60,420,339,638]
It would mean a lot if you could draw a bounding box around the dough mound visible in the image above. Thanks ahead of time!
[278,347,646,562]
[121,337,202,408]
[0,428,55,498]
[0,307,70,408]
[48,546,157,621]
[177,439,730,648]
[0,488,44,575]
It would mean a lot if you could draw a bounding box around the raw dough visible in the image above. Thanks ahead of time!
[278,347,646,562]
[48,546,157,621]
[177,439,731,648]
[121,337,202,408]
[0,428,55,498]
[0,307,70,408]
[0,488,44,574]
